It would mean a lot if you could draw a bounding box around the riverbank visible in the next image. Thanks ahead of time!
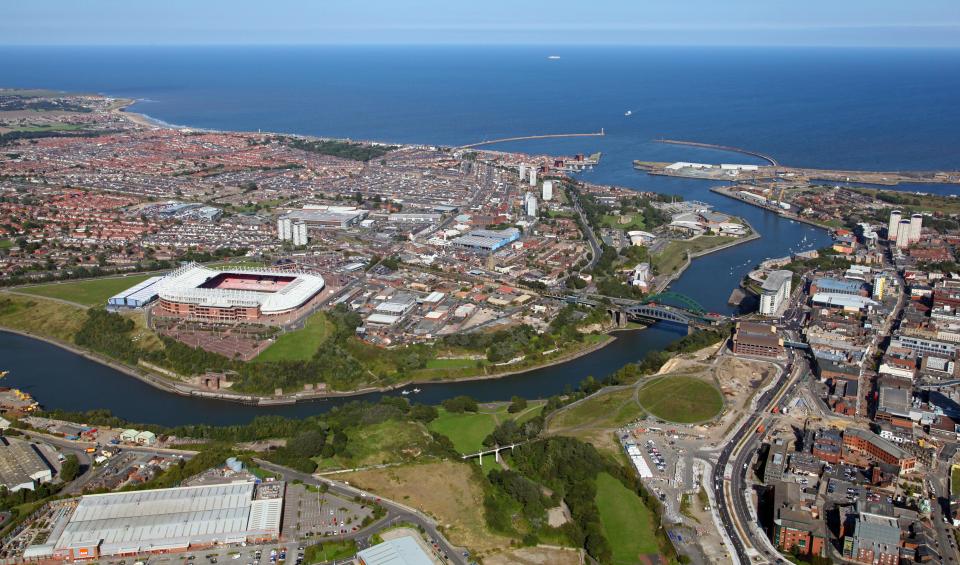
[709,186,838,231]
[0,317,622,407]
[653,220,761,295]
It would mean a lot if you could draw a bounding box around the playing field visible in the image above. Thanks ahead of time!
[595,472,659,564]
[16,274,155,307]
[427,408,498,454]
[637,375,724,423]
[256,311,332,362]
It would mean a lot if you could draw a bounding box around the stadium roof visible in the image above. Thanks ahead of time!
[51,482,282,556]
[156,263,324,314]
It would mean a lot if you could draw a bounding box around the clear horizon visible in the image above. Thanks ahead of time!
[3,0,959,48]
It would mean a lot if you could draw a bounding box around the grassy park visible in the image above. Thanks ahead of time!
[256,311,333,362]
[16,274,155,307]
[637,375,724,423]
[595,472,659,564]
[652,235,737,276]
[0,292,87,342]
[427,402,546,454]
[548,388,644,431]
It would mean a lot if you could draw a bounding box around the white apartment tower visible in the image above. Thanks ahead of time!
[896,219,912,249]
[529,168,537,186]
[525,192,538,217]
[292,222,309,246]
[887,210,902,241]
[518,164,528,181]
[542,180,554,201]
[277,217,292,241]
[909,214,923,243]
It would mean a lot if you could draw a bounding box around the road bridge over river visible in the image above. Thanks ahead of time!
[543,291,732,327]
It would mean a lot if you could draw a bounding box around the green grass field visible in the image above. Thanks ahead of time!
[304,540,357,564]
[425,357,480,370]
[637,376,724,423]
[549,388,644,431]
[595,472,659,564]
[427,402,546,454]
[0,239,12,250]
[256,311,332,362]
[653,236,736,275]
[17,274,155,307]
[314,420,433,471]
[600,213,646,231]
[0,292,88,343]
[427,408,499,454]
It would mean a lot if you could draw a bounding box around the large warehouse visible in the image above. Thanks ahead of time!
[33,482,283,560]
[149,263,325,322]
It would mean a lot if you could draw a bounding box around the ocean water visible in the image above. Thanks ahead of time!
[1,45,958,171]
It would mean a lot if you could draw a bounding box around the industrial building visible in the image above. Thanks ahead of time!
[151,263,325,322]
[450,228,521,252]
[356,536,434,565]
[732,322,784,358]
[283,207,368,230]
[0,437,52,492]
[759,270,792,316]
[107,276,165,308]
[31,482,283,560]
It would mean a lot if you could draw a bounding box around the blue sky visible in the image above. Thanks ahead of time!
[2,0,959,47]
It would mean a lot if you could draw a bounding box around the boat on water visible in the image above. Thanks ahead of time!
[624,110,633,116]
[400,390,410,395]
[413,388,422,394]
[0,371,8,379]
[547,55,561,60]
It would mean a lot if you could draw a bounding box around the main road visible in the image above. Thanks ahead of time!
[710,335,806,565]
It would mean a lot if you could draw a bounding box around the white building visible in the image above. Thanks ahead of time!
[887,210,902,242]
[40,482,283,560]
[519,163,527,181]
[896,219,913,249]
[529,167,537,186]
[629,263,651,290]
[276,217,292,241]
[542,180,554,201]
[292,221,308,247]
[759,270,792,316]
[525,192,538,217]
[909,213,923,244]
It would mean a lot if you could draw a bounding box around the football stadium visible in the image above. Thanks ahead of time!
[113,263,325,322]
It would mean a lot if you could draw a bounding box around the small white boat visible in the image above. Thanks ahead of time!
[400,390,410,395]
[547,55,561,60]
[413,388,422,394]
[624,110,633,116]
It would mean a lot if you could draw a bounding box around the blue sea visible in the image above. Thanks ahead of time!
[1,45,958,171]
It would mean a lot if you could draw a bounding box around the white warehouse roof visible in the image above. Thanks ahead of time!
[51,482,281,557]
